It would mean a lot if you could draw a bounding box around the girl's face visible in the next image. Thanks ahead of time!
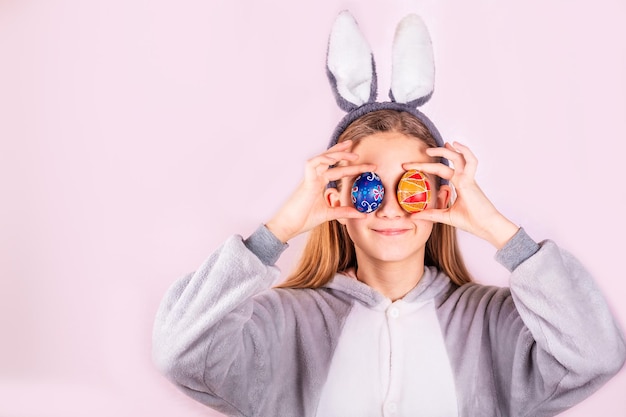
[328,131,450,266]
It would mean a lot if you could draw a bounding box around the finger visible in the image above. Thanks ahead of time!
[308,152,352,166]
[309,141,355,169]
[450,141,478,177]
[401,162,455,181]
[322,150,360,163]
[326,139,353,151]
[307,155,355,178]
[308,155,340,167]
[426,144,467,173]
[325,163,377,182]
[308,149,363,173]
[327,206,368,221]
[306,155,341,177]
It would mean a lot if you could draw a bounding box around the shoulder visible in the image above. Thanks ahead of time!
[248,287,355,350]
[436,281,515,317]
[252,286,355,320]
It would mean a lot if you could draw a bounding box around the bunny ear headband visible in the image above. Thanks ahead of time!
[326,11,448,173]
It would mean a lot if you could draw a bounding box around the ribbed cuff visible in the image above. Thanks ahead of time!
[243,224,289,266]
[495,228,540,272]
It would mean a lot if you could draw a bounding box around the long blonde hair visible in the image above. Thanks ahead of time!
[278,110,472,289]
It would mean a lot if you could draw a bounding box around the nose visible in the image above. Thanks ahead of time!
[375,186,405,218]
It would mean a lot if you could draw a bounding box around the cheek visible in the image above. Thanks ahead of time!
[414,220,435,236]
[339,186,354,207]
[343,217,369,242]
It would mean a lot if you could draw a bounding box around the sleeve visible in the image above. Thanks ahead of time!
[491,228,626,416]
[151,224,288,415]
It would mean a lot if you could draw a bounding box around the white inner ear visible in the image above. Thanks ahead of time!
[391,14,435,104]
[327,11,374,106]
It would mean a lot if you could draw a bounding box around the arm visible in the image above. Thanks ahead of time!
[153,141,373,413]
[411,142,625,414]
[152,225,287,414]
[493,229,626,416]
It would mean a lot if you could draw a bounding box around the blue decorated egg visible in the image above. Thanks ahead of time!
[351,172,385,213]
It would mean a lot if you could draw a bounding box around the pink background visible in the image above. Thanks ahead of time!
[1,0,625,415]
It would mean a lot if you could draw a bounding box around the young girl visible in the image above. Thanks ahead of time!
[153,11,625,417]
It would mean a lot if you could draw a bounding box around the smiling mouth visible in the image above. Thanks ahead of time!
[372,228,410,236]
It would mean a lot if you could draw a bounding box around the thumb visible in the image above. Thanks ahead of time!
[410,208,452,226]
[327,206,368,222]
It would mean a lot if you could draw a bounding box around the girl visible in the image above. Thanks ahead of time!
[153,12,625,417]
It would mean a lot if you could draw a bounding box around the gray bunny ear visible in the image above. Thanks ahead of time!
[326,11,377,112]
[389,14,435,107]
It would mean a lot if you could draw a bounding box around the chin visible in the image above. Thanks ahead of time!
[363,248,424,264]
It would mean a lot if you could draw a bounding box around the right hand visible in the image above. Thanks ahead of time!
[406,142,519,249]
[266,140,376,243]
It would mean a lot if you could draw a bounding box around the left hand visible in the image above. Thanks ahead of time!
[403,142,519,249]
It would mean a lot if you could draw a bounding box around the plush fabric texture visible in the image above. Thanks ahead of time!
[327,101,445,152]
[326,11,376,111]
[153,225,626,417]
[390,14,435,107]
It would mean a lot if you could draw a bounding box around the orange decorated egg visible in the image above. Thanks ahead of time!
[396,170,431,213]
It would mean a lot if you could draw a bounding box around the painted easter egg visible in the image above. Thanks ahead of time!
[397,170,431,213]
[351,172,385,213]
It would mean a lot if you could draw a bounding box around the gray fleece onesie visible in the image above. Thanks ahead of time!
[153,225,626,417]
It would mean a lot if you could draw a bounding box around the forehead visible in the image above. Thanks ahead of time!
[350,132,430,165]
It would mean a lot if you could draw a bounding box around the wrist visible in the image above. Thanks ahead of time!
[265,219,292,243]
[483,214,519,250]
